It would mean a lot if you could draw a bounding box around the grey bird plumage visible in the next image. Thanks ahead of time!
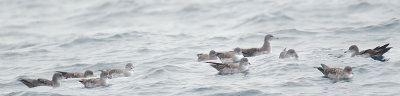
[279,48,299,60]
[107,63,134,79]
[79,70,109,88]
[314,64,353,79]
[216,47,244,63]
[206,58,251,74]
[345,43,392,61]
[56,70,94,79]
[197,50,218,62]
[241,34,274,57]
[19,73,63,88]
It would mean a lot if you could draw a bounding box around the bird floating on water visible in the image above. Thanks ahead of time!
[314,64,353,80]
[19,73,64,88]
[345,43,391,61]
[241,34,275,57]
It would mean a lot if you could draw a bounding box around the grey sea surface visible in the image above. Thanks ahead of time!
[1,0,400,96]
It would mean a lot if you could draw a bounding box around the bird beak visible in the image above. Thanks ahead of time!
[344,50,349,53]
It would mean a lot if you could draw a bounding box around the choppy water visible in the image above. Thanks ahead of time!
[1,0,400,96]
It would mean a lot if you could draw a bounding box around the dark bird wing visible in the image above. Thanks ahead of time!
[371,43,391,56]
[56,71,70,78]
[19,79,37,88]
[361,44,392,61]
[373,43,389,50]
[314,64,331,76]
[38,78,53,86]
[241,48,259,57]
[206,62,228,71]
[56,71,83,78]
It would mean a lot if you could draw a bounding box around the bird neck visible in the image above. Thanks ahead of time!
[261,40,270,52]
[209,55,218,60]
[239,63,248,71]
[351,51,360,57]
[101,77,107,81]
[100,77,107,85]
[52,79,60,87]
[234,52,243,55]
[125,68,133,72]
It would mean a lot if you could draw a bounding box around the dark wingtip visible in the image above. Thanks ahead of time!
[314,67,324,73]
[371,56,389,62]
[384,43,390,46]
[19,79,35,88]
[205,62,221,64]
[56,71,67,74]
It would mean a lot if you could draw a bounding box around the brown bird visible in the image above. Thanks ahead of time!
[314,64,353,79]
[345,43,392,61]
[79,70,109,88]
[56,70,94,79]
[19,73,64,88]
[107,63,134,79]
[216,47,244,63]
[197,50,218,62]
[241,34,275,57]
[279,48,299,60]
[206,58,250,74]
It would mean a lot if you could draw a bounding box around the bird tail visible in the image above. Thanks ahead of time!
[55,71,68,75]
[197,53,203,57]
[373,43,390,50]
[371,56,389,62]
[78,79,85,84]
[377,47,391,56]
[205,62,223,65]
[320,64,329,69]
[19,79,35,88]
[314,67,324,73]
[206,62,224,70]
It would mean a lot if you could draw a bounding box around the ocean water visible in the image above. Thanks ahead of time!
[1,0,400,96]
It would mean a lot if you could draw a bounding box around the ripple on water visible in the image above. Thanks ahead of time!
[59,36,112,47]
[210,89,282,96]
[362,82,400,88]
[143,67,168,79]
[5,91,68,96]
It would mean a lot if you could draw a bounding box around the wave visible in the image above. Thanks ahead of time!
[281,81,313,87]
[189,86,223,92]
[0,43,36,51]
[210,89,280,96]
[348,2,375,12]
[142,67,168,79]
[335,18,400,33]
[208,36,230,41]
[0,32,46,51]
[0,52,25,57]
[108,31,148,39]
[5,91,67,96]
[58,33,129,47]
[84,62,126,71]
[275,29,318,35]
[166,33,193,39]
[53,63,91,71]
[362,82,400,88]
[233,14,294,28]
[60,36,109,47]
